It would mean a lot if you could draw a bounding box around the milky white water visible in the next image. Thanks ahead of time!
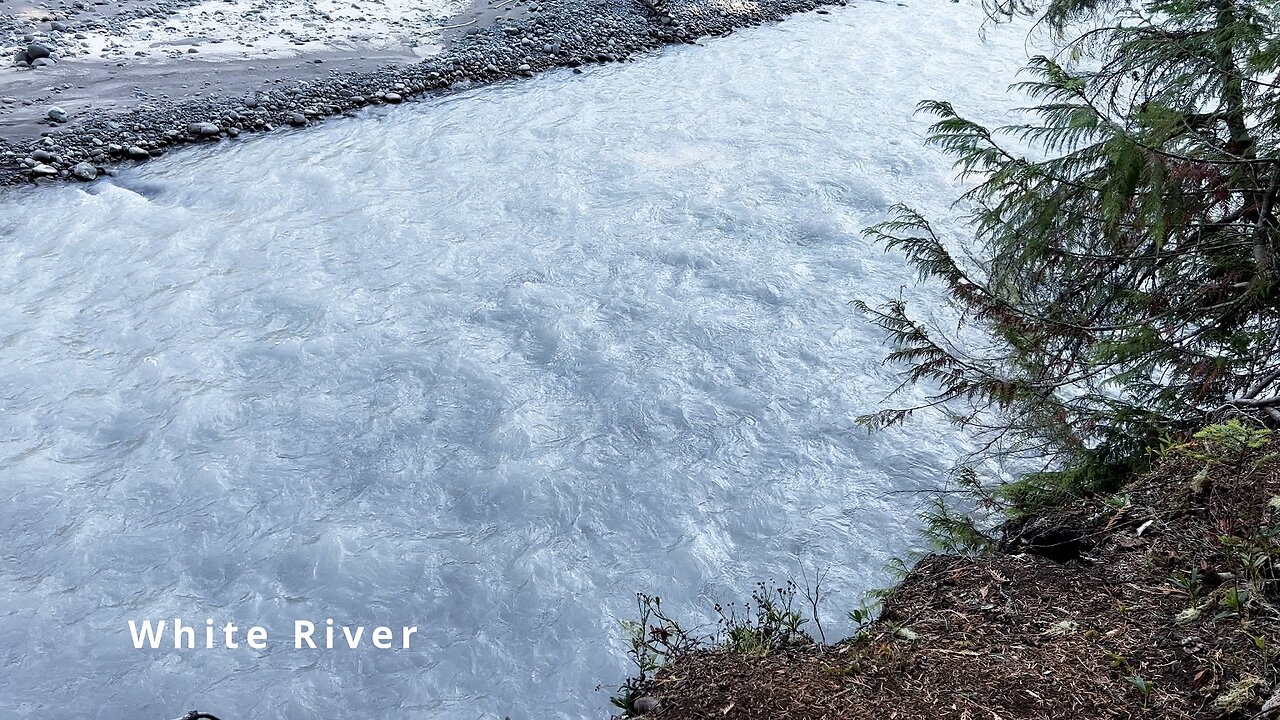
[0,4,1035,719]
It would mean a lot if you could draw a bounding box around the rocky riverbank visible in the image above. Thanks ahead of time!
[1,0,847,184]
[616,433,1280,719]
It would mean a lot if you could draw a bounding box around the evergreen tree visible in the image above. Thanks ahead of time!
[861,0,1280,490]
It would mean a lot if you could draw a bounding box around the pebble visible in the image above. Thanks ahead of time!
[31,163,58,177]
[47,107,69,123]
[70,162,97,181]
[187,121,221,137]
[1,0,825,186]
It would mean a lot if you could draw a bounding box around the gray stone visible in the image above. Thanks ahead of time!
[383,92,402,103]
[31,149,55,162]
[70,162,97,181]
[187,121,220,137]
[288,112,307,126]
[31,163,58,177]
[1262,683,1280,715]
[26,43,52,60]
[633,696,659,715]
[126,145,149,159]
[47,106,69,123]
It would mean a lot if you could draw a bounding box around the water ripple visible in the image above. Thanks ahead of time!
[0,4,1034,719]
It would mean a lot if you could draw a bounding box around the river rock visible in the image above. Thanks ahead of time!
[126,145,149,159]
[31,149,55,162]
[383,92,402,103]
[187,121,220,137]
[31,163,58,177]
[633,696,659,715]
[47,107,69,123]
[288,112,307,126]
[26,43,52,60]
[1262,684,1280,715]
[70,162,97,181]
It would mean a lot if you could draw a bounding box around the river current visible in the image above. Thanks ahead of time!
[0,4,1033,718]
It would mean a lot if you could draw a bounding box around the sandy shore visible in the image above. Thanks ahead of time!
[1,0,843,183]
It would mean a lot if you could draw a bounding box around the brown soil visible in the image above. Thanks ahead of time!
[632,445,1280,719]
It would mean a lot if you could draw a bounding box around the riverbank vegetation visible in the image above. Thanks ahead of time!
[613,0,1280,714]
[617,432,1279,718]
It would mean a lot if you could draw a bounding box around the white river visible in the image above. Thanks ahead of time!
[0,3,1033,718]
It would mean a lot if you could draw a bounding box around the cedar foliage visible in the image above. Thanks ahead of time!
[861,0,1280,492]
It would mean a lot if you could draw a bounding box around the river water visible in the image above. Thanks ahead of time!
[0,4,1033,719]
